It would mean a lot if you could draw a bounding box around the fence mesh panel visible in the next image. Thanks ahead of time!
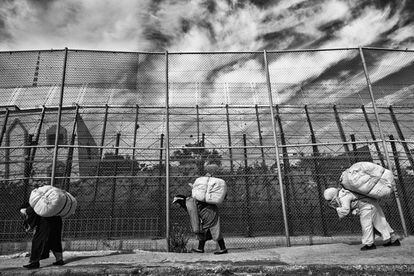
[0,48,413,252]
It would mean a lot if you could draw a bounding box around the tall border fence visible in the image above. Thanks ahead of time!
[0,47,413,252]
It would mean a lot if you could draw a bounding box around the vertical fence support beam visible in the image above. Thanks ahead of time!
[0,109,10,147]
[93,104,109,204]
[264,50,290,246]
[131,105,139,175]
[100,105,109,158]
[110,132,121,237]
[24,106,46,199]
[255,104,266,167]
[164,51,171,251]
[388,105,414,170]
[275,105,292,234]
[333,105,351,163]
[196,105,200,144]
[359,47,408,237]
[243,134,252,236]
[30,106,46,169]
[361,105,385,166]
[27,106,46,193]
[158,133,165,237]
[51,47,68,187]
[64,105,79,191]
[350,134,358,163]
[198,133,206,175]
[24,134,34,200]
[305,105,328,236]
[196,107,205,175]
[389,134,413,233]
[226,104,234,173]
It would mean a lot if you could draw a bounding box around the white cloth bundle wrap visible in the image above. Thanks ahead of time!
[29,185,77,218]
[340,162,394,199]
[191,176,227,204]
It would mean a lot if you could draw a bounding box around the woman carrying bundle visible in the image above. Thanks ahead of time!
[173,164,228,254]
[20,202,64,269]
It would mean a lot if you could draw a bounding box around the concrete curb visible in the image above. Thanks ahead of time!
[1,263,414,276]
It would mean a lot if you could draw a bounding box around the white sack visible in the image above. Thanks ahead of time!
[340,162,394,199]
[29,185,77,218]
[191,176,227,204]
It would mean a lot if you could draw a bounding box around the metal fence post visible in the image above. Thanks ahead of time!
[51,48,68,187]
[131,105,139,175]
[255,104,266,167]
[264,50,291,246]
[165,51,171,250]
[361,105,385,166]
[275,105,292,235]
[64,105,78,191]
[333,105,351,164]
[305,105,328,236]
[196,104,200,144]
[389,134,413,232]
[359,47,408,237]
[93,104,109,204]
[110,132,121,237]
[243,133,252,236]
[388,105,414,170]
[30,106,46,173]
[158,133,165,238]
[226,104,234,173]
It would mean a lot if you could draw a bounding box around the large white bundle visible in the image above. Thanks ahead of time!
[340,162,394,199]
[29,185,77,218]
[190,176,227,204]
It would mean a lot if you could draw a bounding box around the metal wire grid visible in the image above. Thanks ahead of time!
[0,48,413,250]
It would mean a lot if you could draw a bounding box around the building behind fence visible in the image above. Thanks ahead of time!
[0,48,413,252]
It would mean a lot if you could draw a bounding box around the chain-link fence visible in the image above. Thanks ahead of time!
[0,48,413,252]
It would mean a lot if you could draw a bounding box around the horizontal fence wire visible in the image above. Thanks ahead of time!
[0,48,413,252]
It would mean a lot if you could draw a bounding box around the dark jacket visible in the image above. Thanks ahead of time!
[197,200,219,230]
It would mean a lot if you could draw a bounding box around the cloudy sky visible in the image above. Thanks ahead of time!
[1,0,413,110]
[0,0,413,163]
[0,0,413,52]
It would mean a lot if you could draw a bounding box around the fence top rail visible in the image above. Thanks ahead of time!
[0,47,412,55]
[361,46,414,52]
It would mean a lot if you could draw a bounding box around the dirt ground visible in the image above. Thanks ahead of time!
[0,235,413,275]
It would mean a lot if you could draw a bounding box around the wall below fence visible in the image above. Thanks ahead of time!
[0,235,364,255]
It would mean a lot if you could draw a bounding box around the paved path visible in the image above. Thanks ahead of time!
[0,236,413,275]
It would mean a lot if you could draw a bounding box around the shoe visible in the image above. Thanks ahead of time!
[52,260,65,266]
[384,239,401,247]
[360,244,376,251]
[191,248,204,253]
[214,249,228,255]
[23,262,40,269]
